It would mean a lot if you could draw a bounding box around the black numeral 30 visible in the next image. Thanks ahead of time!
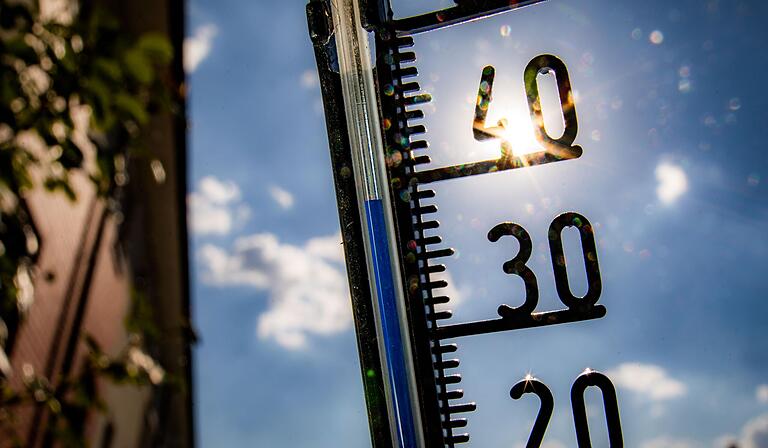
[489,212,601,318]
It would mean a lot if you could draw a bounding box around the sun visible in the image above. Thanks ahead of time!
[472,107,543,160]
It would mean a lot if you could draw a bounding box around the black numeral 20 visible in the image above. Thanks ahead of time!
[511,369,623,448]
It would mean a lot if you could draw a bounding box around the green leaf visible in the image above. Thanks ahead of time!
[114,93,148,124]
[137,33,173,64]
[81,77,112,128]
[93,57,123,82]
[123,47,153,84]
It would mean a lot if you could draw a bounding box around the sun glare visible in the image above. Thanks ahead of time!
[500,115,542,157]
[479,108,542,158]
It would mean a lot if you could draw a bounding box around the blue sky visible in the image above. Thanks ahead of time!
[185,0,768,446]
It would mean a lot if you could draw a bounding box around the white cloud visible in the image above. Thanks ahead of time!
[200,176,240,203]
[757,385,768,405]
[428,270,465,310]
[188,176,248,235]
[305,234,345,263]
[195,226,465,350]
[742,414,768,448]
[300,69,319,89]
[607,362,687,401]
[641,436,695,448]
[655,163,688,205]
[198,232,350,350]
[269,185,295,210]
[188,194,232,235]
[715,415,768,448]
[184,24,218,73]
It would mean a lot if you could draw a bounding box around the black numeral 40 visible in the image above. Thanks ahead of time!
[474,54,582,160]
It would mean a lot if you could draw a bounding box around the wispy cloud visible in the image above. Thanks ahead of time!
[188,176,249,236]
[757,385,768,405]
[269,185,295,210]
[184,24,218,73]
[655,162,688,205]
[741,414,768,448]
[719,414,768,448]
[607,362,686,401]
[198,232,350,350]
[299,69,319,89]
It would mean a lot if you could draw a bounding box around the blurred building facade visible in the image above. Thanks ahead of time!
[0,0,193,446]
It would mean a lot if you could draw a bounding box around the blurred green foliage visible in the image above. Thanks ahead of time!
[0,334,167,446]
[0,0,176,444]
